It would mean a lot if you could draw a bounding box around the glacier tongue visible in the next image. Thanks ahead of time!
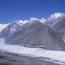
[0,38,65,64]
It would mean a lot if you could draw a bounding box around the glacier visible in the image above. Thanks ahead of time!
[0,38,65,65]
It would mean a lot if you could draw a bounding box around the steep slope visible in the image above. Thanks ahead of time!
[45,13,65,42]
[0,20,28,38]
[6,20,65,50]
[52,17,65,42]
[0,18,46,38]
[0,24,8,32]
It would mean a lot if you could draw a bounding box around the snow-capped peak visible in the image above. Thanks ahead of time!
[15,20,28,26]
[0,24,8,32]
[29,17,46,23]
[47,13,65,21]
[29,17,39,23]
[17,20,28,24]
[40,18,46,23]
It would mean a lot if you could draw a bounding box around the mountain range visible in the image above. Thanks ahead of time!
[0,13,65,50]
[0,13,65,65]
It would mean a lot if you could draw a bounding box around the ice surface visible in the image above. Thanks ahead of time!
[0,38,65,64]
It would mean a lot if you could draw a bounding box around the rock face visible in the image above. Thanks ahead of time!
[6,20,65,50]
[51,17,65,42]
[45,13,65,42]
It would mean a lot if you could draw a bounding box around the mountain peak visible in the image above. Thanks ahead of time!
[47,13,65,21]
[14,20,28,26]
[40,18,46,23]
[29,17,39,23]
[29,17,46,23]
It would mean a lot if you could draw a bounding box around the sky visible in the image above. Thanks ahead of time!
[0,0,65,24]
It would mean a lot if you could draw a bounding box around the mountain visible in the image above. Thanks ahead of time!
[0,13,65,65]
[0,20,28,38]
[0,18,46,38]
[50,17,65,42]
[0,14,65,50]
[45,13,65,27]
[5,20,65,50]
[45,13,65,42]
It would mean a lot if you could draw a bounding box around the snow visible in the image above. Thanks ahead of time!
[40,18,46,23]
[10,28,16,33]
[47,13,65,21]
[0,38,65,64]
[30,17,39,21]
[0,24,8,32]
[15,20,28,26]
[0,17,46,32]
[29,17,46,23]
[28,17,39,23]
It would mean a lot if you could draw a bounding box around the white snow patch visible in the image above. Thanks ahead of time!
[28,17,46,23]
[47,12,65,21]
[40,18,46,23]
[0,38,65,64]
[15,20,28,26]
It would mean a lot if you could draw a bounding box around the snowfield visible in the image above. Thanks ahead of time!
[0,38,65,64]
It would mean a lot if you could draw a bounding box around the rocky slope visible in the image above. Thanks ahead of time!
[6,20,65,50]
[45,13,65,42]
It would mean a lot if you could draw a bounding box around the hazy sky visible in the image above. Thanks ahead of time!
[0,0,65,24]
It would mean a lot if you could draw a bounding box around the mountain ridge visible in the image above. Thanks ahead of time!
[0,12,65,50]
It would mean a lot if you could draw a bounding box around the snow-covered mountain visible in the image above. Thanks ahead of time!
[0,20,29,37]
[0,13,65,65]
[1,13,65,35]
[45,13,65,27]
[0,18,46,38]
[50,16,65,42]
[47,13,65,21]
[6,20,65,50]
[0,13,65,49]
[45,13,65,42]
[28,17,46,23]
